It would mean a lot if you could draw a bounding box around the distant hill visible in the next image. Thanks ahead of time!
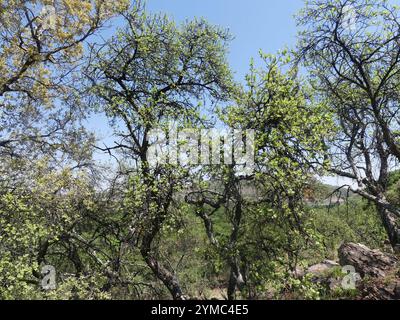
[304,179,358,207]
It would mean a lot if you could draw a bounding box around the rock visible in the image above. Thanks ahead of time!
[323,259,340,267]
[338,243,398,278]
[291,266,305,278]
[360,278,400,300]
[307,260,339,275]
[306,260,341,290]
[338,243,400,300]
[300,243,400,299]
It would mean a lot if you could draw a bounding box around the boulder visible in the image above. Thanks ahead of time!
[338,243,398,278]
[338,243,400,300]
[361,278,400,300]
[306,259,341,290]
[307,260,339,275]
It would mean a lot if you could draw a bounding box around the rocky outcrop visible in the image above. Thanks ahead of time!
[339,243,398,278]
[339,243,400,300]
[303,243,400,299]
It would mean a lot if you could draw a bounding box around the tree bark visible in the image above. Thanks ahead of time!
[140,234,185,300]
[377,204,400,253]
[226,197,245,300]
[227,259,245,300]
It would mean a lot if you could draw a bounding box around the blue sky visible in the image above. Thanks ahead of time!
[146,0,304,80]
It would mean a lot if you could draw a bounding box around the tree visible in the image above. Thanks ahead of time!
[297,0,400,250]
[87,9,233,299]
[187,52,332,299]
[0,0,129,298]
[0,0,128,162]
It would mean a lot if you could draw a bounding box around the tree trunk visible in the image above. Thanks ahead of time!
[377,204,400,253]
[140,230,186,300]
[137,163,186,300]
[227,199,245,300]
[227,260,245,300]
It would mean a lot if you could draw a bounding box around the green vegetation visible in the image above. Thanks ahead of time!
[0,0,399,300]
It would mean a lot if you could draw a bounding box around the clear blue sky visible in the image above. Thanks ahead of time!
[146,0,304,80]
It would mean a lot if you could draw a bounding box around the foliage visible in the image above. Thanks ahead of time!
[1,0,398,301]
